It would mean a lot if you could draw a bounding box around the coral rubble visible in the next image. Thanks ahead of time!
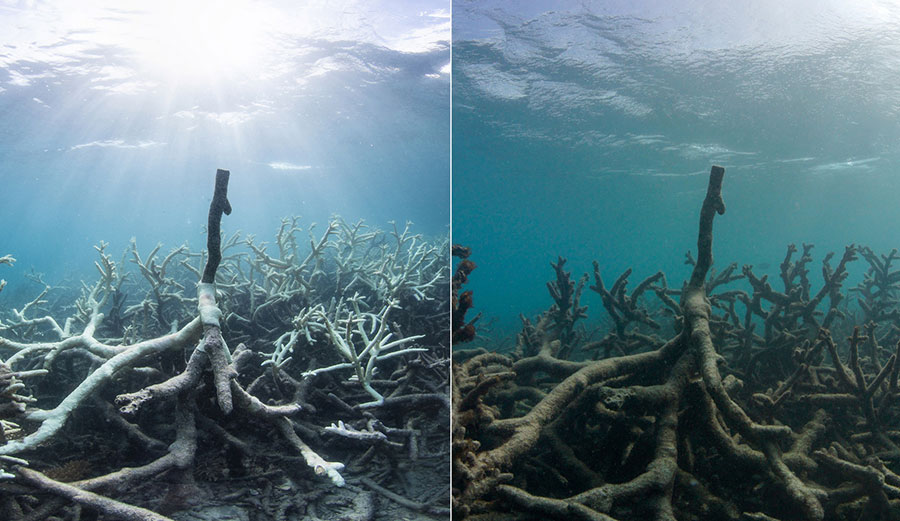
[452,166,900,521]
[0,170,450,520]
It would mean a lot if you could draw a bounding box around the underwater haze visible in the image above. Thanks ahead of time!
[452,0,900,337]
[0,0,450,297]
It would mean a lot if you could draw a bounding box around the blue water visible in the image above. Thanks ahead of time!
[0,1,449,300]
[452,0,900,338]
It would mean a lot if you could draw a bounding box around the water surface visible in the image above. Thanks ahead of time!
[453,0,900,336]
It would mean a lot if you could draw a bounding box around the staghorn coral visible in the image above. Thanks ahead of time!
[0,170,450,520]
[452,166,900,521]
[302,295,427,407]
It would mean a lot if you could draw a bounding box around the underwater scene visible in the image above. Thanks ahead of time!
[0,2,449,520]
[452,1,900,520]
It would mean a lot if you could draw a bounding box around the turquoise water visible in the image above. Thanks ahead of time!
[452,0,900,338]
[0,1,449,300]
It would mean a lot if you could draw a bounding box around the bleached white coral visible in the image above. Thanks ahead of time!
[303,294,426,407]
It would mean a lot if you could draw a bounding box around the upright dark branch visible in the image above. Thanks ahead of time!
[202,169,232,284]
[689,165,726,290]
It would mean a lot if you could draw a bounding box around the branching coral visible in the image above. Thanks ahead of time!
[0,170,450,520]
[302,295,427,407]
[452,166,900,521]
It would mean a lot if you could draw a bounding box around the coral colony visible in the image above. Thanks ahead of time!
[453,166,900,521]
[0,170,450,520]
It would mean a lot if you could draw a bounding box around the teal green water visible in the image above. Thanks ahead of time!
[453,0,900,338]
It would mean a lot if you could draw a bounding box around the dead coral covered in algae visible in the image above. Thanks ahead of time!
[0,170,450,520]
[453,166,900,521]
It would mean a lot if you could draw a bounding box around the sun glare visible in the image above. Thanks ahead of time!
[131,0,272,82]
